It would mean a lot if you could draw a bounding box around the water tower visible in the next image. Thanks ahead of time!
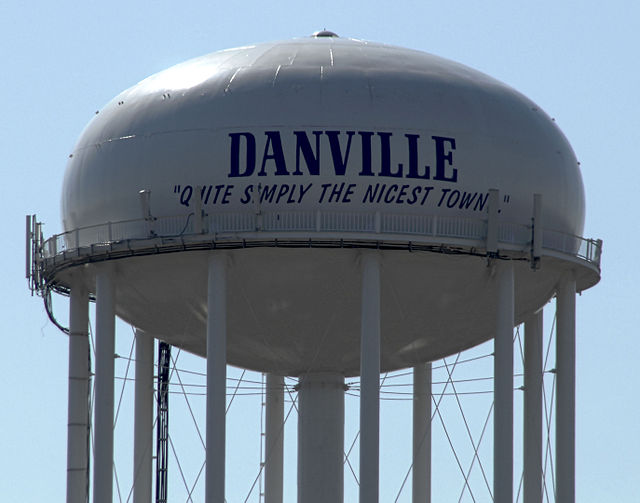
[27,31,601,503]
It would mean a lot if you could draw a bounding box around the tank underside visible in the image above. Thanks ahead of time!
[48,245,597,376]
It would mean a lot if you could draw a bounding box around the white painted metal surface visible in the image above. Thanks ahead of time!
[556,275,576,503]
[61,37,585,240]
[133,330,154,503]
[66,279,89,503]
[360,251,381,503]
[93,266,116,503]
[265,373,284,503]
[493,262,514,503]
[206,253,228,503]
[412,363,431,503]
[34,34,598,375]
[524,311,543,503]
[297,373,345,503]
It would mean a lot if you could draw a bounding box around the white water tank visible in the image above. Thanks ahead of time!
[53,33,597,375]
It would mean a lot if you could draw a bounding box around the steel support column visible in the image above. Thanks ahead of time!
[206,253,227,503]
[360,251,380,503]
[413,363,431,503]
[494,261,514,503]
[67,279,90,503]
[93,266,116,503]
[556,275,576,503]
[524,311,543,503]
[133,329,154,503]
[265,373,284,503]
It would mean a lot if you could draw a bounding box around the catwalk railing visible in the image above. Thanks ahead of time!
[33,210,602,268]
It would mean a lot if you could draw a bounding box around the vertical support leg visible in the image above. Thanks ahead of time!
[297,373,345,503]
[360,251,380,503]
[265,374,284,503]
[524,311,543,503]
[413,363,431,503]
[133,330,154,503]
[206,253,227,503]
[93,266,116,503]
[494,261,514,503]
[556,275,576,503]
[67,280,90,503]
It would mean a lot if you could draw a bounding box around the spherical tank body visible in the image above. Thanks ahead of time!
[58,34,594,376]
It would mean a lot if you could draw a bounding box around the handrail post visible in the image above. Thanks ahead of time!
[49,237,57,257]
[531,193,542,269]
[596,239,603,266]
[195,185,203,234]
[486,189,499,256]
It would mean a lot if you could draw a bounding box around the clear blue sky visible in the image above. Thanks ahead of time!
[2,1,638,501]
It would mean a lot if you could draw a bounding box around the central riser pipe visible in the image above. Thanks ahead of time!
[297,373,345,503]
